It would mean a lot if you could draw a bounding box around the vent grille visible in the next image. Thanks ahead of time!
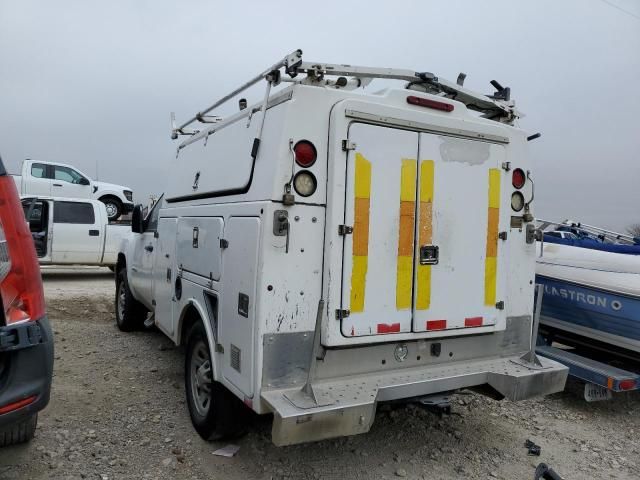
[230,344,241,373]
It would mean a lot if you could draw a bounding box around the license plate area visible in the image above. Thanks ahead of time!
[584,382,612,402]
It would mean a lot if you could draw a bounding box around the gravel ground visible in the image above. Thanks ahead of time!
[1,266,639,479]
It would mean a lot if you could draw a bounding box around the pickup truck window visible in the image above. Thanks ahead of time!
[53,201,95,224]
[31,163,47,179]
[144,195,164,232]
[54,165,87,185]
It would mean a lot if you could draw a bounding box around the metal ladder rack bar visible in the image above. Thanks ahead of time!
[176,49,303,132]
[173,49,520,138]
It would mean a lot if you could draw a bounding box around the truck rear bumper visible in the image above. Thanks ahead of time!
[0,317,54,428]
[261,353,568,446]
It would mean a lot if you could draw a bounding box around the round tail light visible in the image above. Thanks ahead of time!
[294,140,317,168]
[512,168,526,189]
[511,191,525,212]
[293,171,317,197]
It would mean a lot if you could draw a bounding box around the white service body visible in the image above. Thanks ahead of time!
[22,197,129,266]
[120,74,567,444]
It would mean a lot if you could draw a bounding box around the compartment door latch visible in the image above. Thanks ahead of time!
[419,245,439,265]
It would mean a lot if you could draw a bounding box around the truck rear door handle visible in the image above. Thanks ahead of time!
[53,183,63,187]
[88,229,100,236]
[144,245,154,252]
[420,245,439,265]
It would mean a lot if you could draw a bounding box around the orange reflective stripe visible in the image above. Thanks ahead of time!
[396,159,417,310]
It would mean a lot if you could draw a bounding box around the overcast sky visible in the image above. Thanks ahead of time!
[1,0,639,231]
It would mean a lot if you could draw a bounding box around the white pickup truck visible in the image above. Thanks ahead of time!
[12,159,134,220]
[21,197,130,267]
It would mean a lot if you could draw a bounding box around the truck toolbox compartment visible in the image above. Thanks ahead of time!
[262,354,567,446]
[176,217,223,280]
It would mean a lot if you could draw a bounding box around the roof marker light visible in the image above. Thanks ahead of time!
[406,96,454,112]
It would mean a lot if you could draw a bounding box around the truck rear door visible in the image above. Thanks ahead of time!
[411,133,507,333]
[340,124,508,339]
[341,124,418,336]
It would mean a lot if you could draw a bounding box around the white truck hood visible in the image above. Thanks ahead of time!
[93,180,131,194]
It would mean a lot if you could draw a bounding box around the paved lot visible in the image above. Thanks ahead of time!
[1,267,639,479]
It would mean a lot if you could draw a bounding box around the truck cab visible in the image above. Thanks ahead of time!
[117,50,568,446]
[21,197,129,266]
[13,160,134,220]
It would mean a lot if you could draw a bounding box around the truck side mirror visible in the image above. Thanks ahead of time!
[79,177,90,186]
[131,205,144,234]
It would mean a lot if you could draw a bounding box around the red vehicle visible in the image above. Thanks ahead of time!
[0,155,53,446]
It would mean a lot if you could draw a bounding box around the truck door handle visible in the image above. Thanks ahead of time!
[144,245,154,252]
[88,229,100,236]
[420,245,439,265]
[53,183,63,187]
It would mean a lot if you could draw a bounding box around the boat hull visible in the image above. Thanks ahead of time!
[537,274,640,354]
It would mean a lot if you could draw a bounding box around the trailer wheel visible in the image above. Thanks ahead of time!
[115,268,147,331]
[185,321,246,440]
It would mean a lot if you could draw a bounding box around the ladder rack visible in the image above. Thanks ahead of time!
[171,49,520,140]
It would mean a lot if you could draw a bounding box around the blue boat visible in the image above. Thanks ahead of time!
[536,221,640,357]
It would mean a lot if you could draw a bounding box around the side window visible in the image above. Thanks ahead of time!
[144,196,164,232]
[31,163,47,179]
[54,166,85,184]
[53,201,95,224]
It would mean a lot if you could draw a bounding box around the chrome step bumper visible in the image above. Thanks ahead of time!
[261,354,568,445]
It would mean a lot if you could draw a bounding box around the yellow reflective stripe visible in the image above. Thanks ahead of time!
[350,153,371,313]
[354,153,372,198]
[350,256,368,313]
[396,159,417,310]
[484,168,500,306]
[416,160,434,310]
[488,168,500,209]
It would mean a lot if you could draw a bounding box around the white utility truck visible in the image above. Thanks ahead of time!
[22,197,129,267]
[12,159,133,220]
[116,50,568,446]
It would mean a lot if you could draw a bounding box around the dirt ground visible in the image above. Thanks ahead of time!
[1,267,639,480]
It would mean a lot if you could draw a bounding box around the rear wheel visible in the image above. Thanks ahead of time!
[100,196,122,221]
[115,269,147,331]
[0,414,37,447]
[185,321,246,440]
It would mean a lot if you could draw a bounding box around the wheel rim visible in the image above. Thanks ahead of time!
[105,202,118,218]
[190,340,213,418]
[117,281,126,322]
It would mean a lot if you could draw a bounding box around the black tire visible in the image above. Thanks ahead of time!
[115,268,147,332]
[100,196,123,221]
[0,414,37,447]
[185,322,246,440]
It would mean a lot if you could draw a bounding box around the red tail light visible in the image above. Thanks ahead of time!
[293,140,317,168]
[406,96,454,112]
[512,168,526,189]
[0,175,45,324]
[619,379,636,391]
